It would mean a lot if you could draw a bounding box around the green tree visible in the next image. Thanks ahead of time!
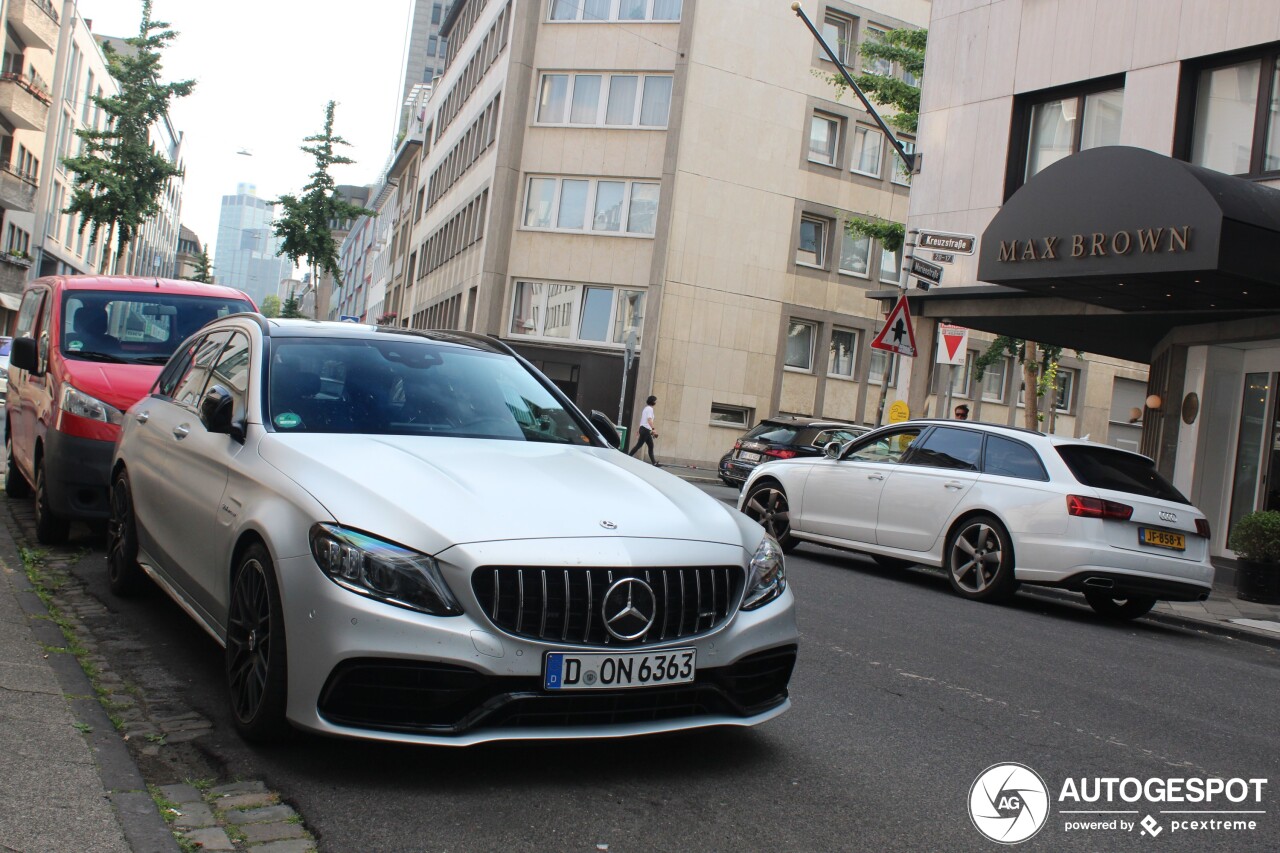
[260,294,281,318]
[280,294,305,319]
[272,101,374,291]
[190,247,213,283]
[63,0,194,273]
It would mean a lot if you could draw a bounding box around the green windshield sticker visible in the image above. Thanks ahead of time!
[68,340,83,351]
[274,412,301,429]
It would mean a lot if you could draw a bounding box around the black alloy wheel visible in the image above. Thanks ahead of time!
[1083,590,1156,620]
[4,433,30,498]
[34,459,70,545]
[225,543,290,742]
[945,514,1017,603]
[743,482,798,553]
[106,471,145,596]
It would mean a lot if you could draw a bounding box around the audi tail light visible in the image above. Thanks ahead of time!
[1066,495,1133,521]
[1195,518,1211,539]
[763,448,798,459]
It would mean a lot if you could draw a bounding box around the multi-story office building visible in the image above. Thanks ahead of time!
[174,224,202,279]
[395,0,928,465]
[212,183,292,305]
[399,1,453,134]
[316,183,371,320]
[897,0,1280,563]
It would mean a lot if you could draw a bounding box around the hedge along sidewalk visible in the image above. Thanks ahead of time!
[0,520,177,852]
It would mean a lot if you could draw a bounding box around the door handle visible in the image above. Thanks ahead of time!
[173,424,190,439]
[135,411,150,424]
[867,473,885,481]
[944,481,963,490]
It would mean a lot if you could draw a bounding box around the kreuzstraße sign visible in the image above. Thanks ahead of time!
[917,230,976,255]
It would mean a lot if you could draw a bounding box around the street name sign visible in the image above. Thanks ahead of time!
[937,324,969,365]
[909,256,944,287]
[918,230,977,255]
[870,295,917,358]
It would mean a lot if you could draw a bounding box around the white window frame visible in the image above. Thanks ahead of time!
[548,0,682,23]
[796,215,829,269]
[808,112,840,166]
[981,356,1010,403]
[820,11,853,65]
[850,125,884,178]
[1017,367,1077,414]
[509,279,647,348]
[784,319,817,372]
[521,176,660,237]
[879,240,902,283]
[838,227,871,278]
[828,327,858,379]
[934,351,976,398]
[869,350,898,387]
[863,27,892,76]
[710,403,752,428]
[891,138,915,186]
[535,71,673,129]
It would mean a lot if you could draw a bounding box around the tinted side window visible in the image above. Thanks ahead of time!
[983,435,1049,481]
[905,427,983,471]
[1056,444,1189,504]
[172,331,232,410]
[847,427,922,463]
[156,337,201,398]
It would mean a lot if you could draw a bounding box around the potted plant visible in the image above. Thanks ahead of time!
[1227,510,1280,604]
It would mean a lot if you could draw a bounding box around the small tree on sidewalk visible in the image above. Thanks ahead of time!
[281,293,305,319]
[189,247,213,283]
[63,0,194,273]
[272,101,374,310]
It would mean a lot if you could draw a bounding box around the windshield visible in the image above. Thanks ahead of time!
[268,337,594,443]
[1056,444,1190,504]
[61,291,254,365]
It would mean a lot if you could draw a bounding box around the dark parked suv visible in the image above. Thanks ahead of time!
[719,415,868,488]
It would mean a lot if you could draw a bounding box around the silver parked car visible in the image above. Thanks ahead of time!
[109,317,796,744]
[739,419,1213,620]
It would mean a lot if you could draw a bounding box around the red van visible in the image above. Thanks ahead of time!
[4,276,255,542]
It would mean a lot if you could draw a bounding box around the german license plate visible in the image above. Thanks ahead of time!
[544,648,696,691]
[1141,528,1185,551]
[738,451,761,462]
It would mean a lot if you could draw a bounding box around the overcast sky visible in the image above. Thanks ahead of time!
[77,0,413,270]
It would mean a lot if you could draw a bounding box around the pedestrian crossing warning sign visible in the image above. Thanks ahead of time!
[870,295,917,358]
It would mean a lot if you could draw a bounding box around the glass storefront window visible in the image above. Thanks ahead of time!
[1229,373,1271,537]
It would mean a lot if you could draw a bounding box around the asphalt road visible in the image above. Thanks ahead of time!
[63,479,1280,852]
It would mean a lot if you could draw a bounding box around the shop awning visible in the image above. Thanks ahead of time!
[0,292,21,312]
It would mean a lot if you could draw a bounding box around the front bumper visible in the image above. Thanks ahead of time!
[279,537,799,745]
[43,429,113,520]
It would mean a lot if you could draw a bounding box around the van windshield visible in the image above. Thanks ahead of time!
[60,291,254,365]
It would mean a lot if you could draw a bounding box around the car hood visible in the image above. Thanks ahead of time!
[62,361,161,413]
[257,434,750,552]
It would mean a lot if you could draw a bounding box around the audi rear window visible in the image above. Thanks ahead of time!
[1056,445,1189,504]
[744,423,801,444]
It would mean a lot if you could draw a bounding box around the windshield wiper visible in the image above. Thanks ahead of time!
[132,355,173,364]
[66,350,127,363]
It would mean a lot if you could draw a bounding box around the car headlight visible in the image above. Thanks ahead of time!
[59,384,124,425]
[742,535,786,611]
[309,524,462,616]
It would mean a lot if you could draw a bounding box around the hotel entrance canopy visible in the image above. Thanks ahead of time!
[888,147,1280,362]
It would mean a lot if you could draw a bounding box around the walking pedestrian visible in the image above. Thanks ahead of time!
[628,395,660,465]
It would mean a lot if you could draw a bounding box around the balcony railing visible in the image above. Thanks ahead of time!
[0,163,37,212]
[0,71,51,105]
[31,0,59,24]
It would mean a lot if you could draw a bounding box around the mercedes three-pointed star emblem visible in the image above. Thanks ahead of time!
[602,578,657,641]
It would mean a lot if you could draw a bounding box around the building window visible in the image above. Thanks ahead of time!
[510,280,646,346]
[879,241,901,283]
[838,228,870,277]
[1188,51,1280,176]
[537,72,672,128]
[933,352,974,397]
[981,357,1010,403]
[828,327,857,378]
[1018,367,1077,413]
[796,216,828,268]
[809,112,839,165]
[785,320,816,371]
[821,12,853,65]
[890,138,915,186]
[850,125,884,177]
[862,28,891,76]
[710,403,752,427]
[522,177,659,236]
[1022,83,1124,182]
[869,350,897,386]
[550,0,682,22]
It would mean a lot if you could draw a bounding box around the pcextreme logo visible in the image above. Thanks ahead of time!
[968,763,1269,844]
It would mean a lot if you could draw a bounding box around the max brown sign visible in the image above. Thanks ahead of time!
[997,226,1192,262]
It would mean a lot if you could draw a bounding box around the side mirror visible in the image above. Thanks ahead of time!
[10,337,37,373]
[200,384,245,442]
[824,441,843,460]
[590,410,622,449]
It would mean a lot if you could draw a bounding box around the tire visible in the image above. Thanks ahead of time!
[742,481,798,553]
[4,432,30,498]
[106,471,146,596]
[1084,590,1156,620]
[945,514,1017,603]
[226,543,291,742]
[872,554,916,570]
[34,459,70,545]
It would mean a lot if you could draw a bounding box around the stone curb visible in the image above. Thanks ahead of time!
[0,512,181,853]
[161,782,317,852]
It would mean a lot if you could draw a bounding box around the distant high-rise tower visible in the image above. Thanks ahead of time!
[212,184,292,305]
[398,1,452,133]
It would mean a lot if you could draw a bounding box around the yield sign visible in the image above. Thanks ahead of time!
[870,295,916,358]
[937,324,969,365]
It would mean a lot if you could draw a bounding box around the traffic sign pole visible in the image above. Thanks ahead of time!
[875,230,916,426]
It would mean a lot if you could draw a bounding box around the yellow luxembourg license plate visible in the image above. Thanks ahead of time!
[1141,528,1185,551]
[544,649,695,690]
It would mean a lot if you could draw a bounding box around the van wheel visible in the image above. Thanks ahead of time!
[5,433,30,498]
[34,460,70,545]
